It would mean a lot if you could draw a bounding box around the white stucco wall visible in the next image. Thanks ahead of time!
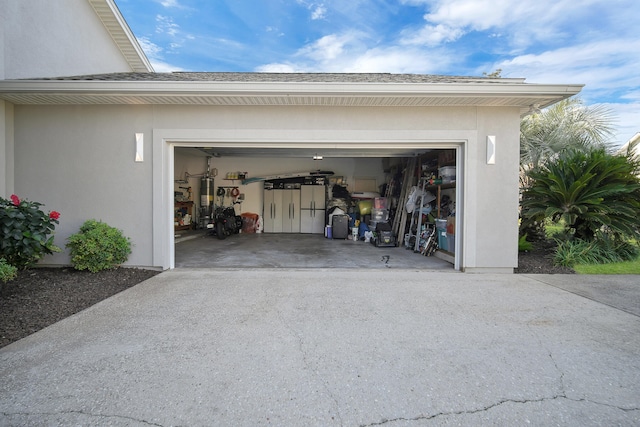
[13,104,155,267]
[10,103,521,272]
[0,100,14,196]
[463,108,521,272]
[0,0,133,79]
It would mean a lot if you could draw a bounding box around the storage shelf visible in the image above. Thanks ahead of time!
[425,182,456,191]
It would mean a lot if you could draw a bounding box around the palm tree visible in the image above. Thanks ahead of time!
[520,98,616,172]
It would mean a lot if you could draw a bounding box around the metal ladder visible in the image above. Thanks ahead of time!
[406,177,429,252]
[393,156,417,247]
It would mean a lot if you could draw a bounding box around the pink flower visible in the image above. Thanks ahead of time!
[10,194,20,206]
[49,211,61,220]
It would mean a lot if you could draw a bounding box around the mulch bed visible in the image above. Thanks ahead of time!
[0,242,572,348]
[0,267,160,348]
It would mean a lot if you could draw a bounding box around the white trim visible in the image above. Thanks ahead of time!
[0,79,583,94]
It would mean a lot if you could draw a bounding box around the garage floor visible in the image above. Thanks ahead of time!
[175,231,454,270]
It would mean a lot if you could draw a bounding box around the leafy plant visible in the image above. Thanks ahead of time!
[518,234,533,252]
[66,220,132,273]
[554,238,639,267]
[521,148,640,242]
[0,258,18,283]
[0,194,61,269]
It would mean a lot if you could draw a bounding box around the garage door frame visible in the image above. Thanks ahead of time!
[153,128,471,270]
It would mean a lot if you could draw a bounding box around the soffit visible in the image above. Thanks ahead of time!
[0,74,583,115]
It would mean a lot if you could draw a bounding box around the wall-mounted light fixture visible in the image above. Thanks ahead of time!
[486,135,496,165]
[135,133,144,162]
[313,154,323,160]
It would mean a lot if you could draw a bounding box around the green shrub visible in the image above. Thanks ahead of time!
[0,194,61,269]
[0,258,18,283]
[66,220,132,273]
[521,148,640,243]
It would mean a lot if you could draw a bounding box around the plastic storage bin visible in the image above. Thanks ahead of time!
[374,197,389,209]
[435,219,448,251]
[446,233,455,253]
[439,166,456,183]
[371,208,389,221]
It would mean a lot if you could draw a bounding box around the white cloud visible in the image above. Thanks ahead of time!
[137,37,163,59]
[255,30,449,73]
[136,37,184,72]
[492,38,640,147]
[296,0,331,21]
[156,15,180,37]
[496,39,640,90]
[343,47,446,73]
[311,5,327,20]
[255,63,304,73]
[150,59,184,73]
[603,101,640,148]
[157,0,182,8]
[400,0,621,51]
[401,24,464,46]
[297,32,361,62]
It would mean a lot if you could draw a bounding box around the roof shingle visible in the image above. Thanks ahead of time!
[35,72,525,84]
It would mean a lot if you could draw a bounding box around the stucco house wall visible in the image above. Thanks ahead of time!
[0,0,138,79]
[11,102,520,271]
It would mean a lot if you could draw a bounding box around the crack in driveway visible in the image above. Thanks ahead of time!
[359,395,640,426]
[1,410,164,426]
[274,302,345,427]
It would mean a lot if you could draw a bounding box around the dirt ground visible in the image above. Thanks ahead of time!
[0,243,572,348]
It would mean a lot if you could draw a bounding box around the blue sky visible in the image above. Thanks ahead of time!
[115,0,639,147]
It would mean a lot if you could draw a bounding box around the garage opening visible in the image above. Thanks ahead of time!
[172,146,459,270]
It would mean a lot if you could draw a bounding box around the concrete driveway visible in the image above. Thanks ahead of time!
[1,270,638,426]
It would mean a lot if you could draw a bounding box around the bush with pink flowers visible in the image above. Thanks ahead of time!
[0,194,61,269]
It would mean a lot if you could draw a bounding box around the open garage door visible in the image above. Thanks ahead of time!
[171,145,460,270]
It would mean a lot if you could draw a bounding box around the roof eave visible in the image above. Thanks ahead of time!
[0,79,583,109]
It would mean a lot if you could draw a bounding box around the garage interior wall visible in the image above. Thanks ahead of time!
[174,149,389,223]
